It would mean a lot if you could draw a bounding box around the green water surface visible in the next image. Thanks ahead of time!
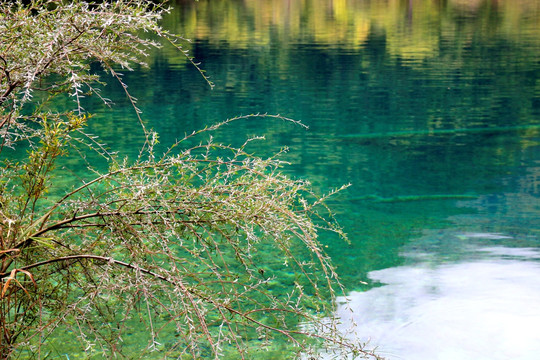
[50,0,540,358]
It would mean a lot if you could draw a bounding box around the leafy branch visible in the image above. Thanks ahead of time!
[0,1,379,359]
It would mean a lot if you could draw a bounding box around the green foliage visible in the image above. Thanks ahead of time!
[0,1,380,359]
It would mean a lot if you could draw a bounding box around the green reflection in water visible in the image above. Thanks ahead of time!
[33,0,540,357]
[77,0,540,286]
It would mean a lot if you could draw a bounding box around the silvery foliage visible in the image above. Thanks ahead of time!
[0,1,379,359]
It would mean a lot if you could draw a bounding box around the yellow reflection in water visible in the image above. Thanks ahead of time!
[166,0,540,62]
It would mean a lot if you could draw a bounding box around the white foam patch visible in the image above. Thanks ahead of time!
[337,248,540,360]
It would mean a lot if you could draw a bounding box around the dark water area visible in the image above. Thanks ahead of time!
[72,0,540,358]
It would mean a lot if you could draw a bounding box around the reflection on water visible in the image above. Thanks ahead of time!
[45,0,540,357]
[336,244,540,359]
[169,0,540,55]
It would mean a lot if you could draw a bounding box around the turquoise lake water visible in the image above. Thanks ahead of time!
[68,0,540,358]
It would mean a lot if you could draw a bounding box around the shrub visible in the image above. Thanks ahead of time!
[0,1,379,358]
